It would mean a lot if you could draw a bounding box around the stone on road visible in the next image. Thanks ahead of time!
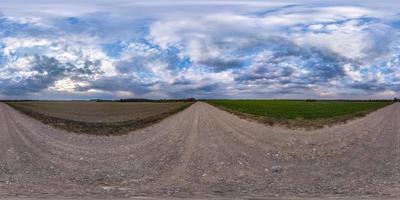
[0,102,399,199]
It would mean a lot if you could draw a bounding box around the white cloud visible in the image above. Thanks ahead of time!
[50,77,90,92]
[2,35,116,75]
[1,1,400,99]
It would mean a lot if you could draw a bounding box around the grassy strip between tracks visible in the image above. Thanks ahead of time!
[207,100,393,129]
[6,101,193,136]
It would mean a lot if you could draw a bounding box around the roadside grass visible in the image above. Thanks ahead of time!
[7,101,193,135]
[206,100,392,129]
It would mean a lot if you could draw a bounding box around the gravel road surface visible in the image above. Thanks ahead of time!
[0,102,399,199]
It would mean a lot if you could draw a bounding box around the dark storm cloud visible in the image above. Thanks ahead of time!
[198,57,244,72]
[166,83,224,99]
[171,78,192,86]
[234,37,347,87]
[350,81,387,92]
[0,56,67,95]
[0,55,102,96]
[76,76,155,95]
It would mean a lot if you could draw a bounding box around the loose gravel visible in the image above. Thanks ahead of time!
[0,102,399,199]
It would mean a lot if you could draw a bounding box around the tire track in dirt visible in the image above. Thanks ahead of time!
[0,102,399,199]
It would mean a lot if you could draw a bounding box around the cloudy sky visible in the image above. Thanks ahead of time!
[0,0,399,99]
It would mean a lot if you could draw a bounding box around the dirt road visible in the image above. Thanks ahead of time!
[0,102,399,199]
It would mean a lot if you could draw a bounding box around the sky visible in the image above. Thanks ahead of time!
[0,0,400,100]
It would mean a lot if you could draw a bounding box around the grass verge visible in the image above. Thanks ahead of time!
[206,100,392,129]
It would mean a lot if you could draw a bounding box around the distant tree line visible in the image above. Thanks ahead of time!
[91,98,197,102]
[304,99,397,102]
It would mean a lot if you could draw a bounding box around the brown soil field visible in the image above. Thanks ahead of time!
[0,102,399,199]
[6,101,192,135]
[6,101,191,122]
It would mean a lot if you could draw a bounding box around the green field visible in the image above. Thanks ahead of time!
[207,100,392,128]
[7,101,192,135]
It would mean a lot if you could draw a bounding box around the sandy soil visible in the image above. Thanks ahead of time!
[0,102,399,199]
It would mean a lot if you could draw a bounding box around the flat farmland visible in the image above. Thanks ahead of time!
[207,100,392,128]
[6,101,192,135]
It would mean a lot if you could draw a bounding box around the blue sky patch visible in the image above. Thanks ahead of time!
[0,0,400,99]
